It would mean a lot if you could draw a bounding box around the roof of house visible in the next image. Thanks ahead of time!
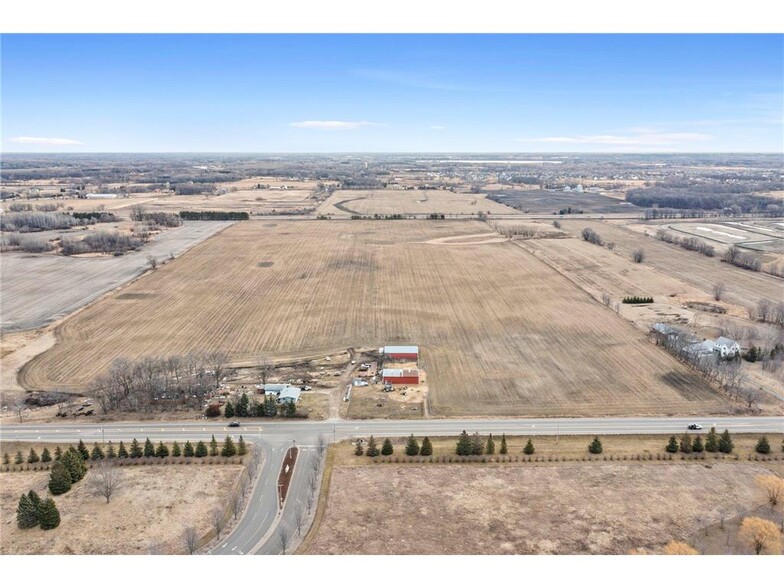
[382,345,419,355]
[714,336,739,348]
[263,383,289,392]
[278,387,301,402]
[686,340,716,353]
[652,323,680,335]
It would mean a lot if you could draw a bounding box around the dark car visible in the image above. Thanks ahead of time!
[687,423,702,430]
[228,421,241,427]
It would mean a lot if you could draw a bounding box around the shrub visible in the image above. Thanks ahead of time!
[420,436,433,456]
[405,435,419,456]
[756,436,771,455]
[366,436,379,458]
[666,436,679,453]
[622,296,654,304]
[581,227,603,246]
[48,461,72,495]
[39,498,60,530]
[381,438,394,456]
[17,493,40,529]
[588,437,603,454]
[523,439,535,455]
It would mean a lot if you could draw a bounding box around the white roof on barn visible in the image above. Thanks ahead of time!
[382,345,419,354]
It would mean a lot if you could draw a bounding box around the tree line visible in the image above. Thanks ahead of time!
[179,211,249,221]
[655,230,715,257]
[220,392,298,419]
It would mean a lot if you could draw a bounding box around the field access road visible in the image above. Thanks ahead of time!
[2,415,780,555]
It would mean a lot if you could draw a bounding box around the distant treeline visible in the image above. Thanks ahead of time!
[179,211,249,221]
[71,211,120,222]
[626,186,783,216]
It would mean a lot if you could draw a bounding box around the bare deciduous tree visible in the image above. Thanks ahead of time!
[601,292,611,307]
[147,255,157,270]
[632,248,645,263]
[13,396,27,423]
[712,282,725,301]
[738,517,782,555]
[294,505,307,536]
[756,475,784,510]
[212,507,226,539]
[94,460,123,503]
[231,491,243,520]
[205,351,230,389]
[183,526,199,554]
[316,435,327,458]
[257,357,274,385]
[278,524,291,555]
[148,541,164,555]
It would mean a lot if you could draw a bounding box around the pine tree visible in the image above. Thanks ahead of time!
[524,439,535,455]
[263,396,278,417]
[172,441,182,457]
[236,393,249,418]
[61,448,86,482]
[456,431,472,456]
[91,443,105,460]
[155,441,169,458]
[756,436,771,455]
[106,442,116,459]
[77,439,90,461]
[680,433,692,454]
[221,436,237,457]
[41,448,52,463]
[184,441,195,458]
[118,441,130,459]
[485,434,495,455]
[718,429,734,454]
[285,402,297,417]
[381,438,394,456]
[54,446,63,461]
[3,452,9,465]
[237,436,247,456]
[224,401,235,418]
[195,440,208,458]
[692,435,704,453]
[420,436,433,456]
[143,438,155,458]
[499,434,508,455]
[129,438,143,458]
[27,448,40,464]
[471,433,484,456]
[48,461,72,495]
[27,490,43,516]
[39,498,60,530]
[705,427,719,453]
[666,436,679,453]
[17,493,39,529]
[405,435,420,456]
[354,441,364,456]
[15,451,24,465]
[588,437,603,454]
[366,436,379,457]
[210,435,219,457]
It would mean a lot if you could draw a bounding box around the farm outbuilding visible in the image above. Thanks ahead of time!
[381,368,420,385]
[380,345,419,361]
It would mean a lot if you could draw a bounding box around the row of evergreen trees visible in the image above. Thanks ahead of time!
[622,296,654,304]
[223,394,296,418]
[665,428,738,455]
[17,490,60,530]
[179,210,249,221]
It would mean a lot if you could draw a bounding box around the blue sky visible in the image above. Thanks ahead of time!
[2,34,782,152]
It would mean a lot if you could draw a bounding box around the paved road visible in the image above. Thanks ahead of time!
[3,415,781,555]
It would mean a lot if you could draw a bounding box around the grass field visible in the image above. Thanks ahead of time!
[316,189,519,216]
[485,189,634,214]
[21,220,729,417]
[303,461,773,554]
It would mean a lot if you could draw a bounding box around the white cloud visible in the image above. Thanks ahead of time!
[430,125,446,131]
[8,136,82,146]
[529,132,713,146]
[288,120,382,130]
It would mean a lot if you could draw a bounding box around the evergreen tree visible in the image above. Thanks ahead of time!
[485,434,495,455]
[209,435,219,456]
[17,493,39,529]
[106,442,116,459]
[236,393,250,418]
[129,438,143,458]
[172,441,182,457]
[718,429,734,454]
[54,446,63,461]
[366,436,379,457]
[588,437,603,454]
[38,498,60,530]
[355,441,364,456]
[118,441,130,459]
[499,434,508,455]
[250,400,261,418]
[284,402,297,417]
[184,441,195,458]
[420,436,433,456]
[755,436,771,455]
[48,461,72,495]
[195,440,208,458]
[41,448,52,463]
[221,436,237,457]
[680,433,692,454]
[666,436,679,453]
[15,451,24,465]
[705,427,719,453]
[77,439,90,461]
[3,452,9,465]
[405,435,420,456]
[224,400,235,419]
[27,448,40,464]
[27,490,43,516]
[143,438,155,458]
[524,439,535,455]
[456,431,472,456]
[91,443,105,460]
[263,396,278,417]
[471,433,484,456]
[61,448,86,482]
[237,436,247,456]
[692,435,704,453]
[155,441,169,458]
[381,438,394,456]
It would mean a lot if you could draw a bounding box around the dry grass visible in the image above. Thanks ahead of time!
[303,461,774,554]
[22,220,728,417]
[0,464,244,554]
[316,189,519,216]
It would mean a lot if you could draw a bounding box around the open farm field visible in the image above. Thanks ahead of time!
[316,189,519,216]
[486,189,635,214]
[303,462,773,555]
[21,220,730,417]
[0,464,244,554]
[0,221,232,332]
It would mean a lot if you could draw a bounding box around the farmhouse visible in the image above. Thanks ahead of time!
[713,336,741,358]
[262,383,289,395]
[278,387,301,404]
[380,345,419,361]
[381,368,420,385]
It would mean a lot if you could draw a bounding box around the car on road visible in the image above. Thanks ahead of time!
[687,423,702,430]
[228,421,241,427]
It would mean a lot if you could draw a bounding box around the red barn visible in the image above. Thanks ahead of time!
[380,345,419,361]
[381,368,420,385]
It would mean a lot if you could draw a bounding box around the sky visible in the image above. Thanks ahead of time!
[1,34,782,153]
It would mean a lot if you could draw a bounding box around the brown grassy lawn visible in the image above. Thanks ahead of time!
[302,460,777,555]
[0,464,244,554]
[22,221,729,418]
